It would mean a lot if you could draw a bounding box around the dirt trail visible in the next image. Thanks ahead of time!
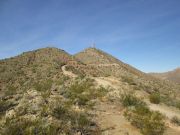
[96,102,141,135]
[148,103,180,119]
[61,65,77,78]
[62,65,120,89]
[93,77,120,90]
[89,63,119,67]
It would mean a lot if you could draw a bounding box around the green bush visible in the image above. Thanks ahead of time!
[5,85,17,96]
[34,79,53,92]
[40,105,49,117]
[95,86,108,98]
[122,93,166,135]
[120,93,146,107]
[141,111,165,135]
[55,75,69,85]
[121,76,137,85]
[2,101,97,135]
[175,101,180,110]
[149,92,161,104]
[52,105,70,121]
[161,95,180,110]
[1,118,58,135]
[124,106,166,135]
[171,116,180,126]
[65,79,108,107]
[0,101,16,116]
[52,103,98,134]
[73,113,91,133]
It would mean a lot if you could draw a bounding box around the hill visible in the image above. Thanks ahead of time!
[75,48,180,99]
[75,47,144,77]
[0,47,180,135]
[150,68,180,84]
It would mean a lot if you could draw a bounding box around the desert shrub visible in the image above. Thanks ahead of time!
[0,101,16,116]
[149,92,161,104]
[66,65,85,77]
[161,95,176,107]
[141,111,165,135]
[5,85,17,96]
[55,75,69,85]
[142,85,154,94]
[41,91,51,99]
[52,105,71,121]
[76,114,90,127]
[175,101,180,109]
[31,67,36,73]
[34,79,53,92]
[161,95,180,110]
[53,59,66,68]
[122,93,166,135]
[52,103,98,134]
[1,72,15,82]
[171,116,180,126]
[76,94,90,106]
[121,76,137,85]
[40,104,49,117]
[73,113,92,134]
[16,106,28,116]
[95,86,108,98]
[70,111,99,134]
[16,69,25,75]
[124,106,166,135]
[120,93,146,107]
[1,118,58,135]
[0,66,6,73]
[66,79,108,107]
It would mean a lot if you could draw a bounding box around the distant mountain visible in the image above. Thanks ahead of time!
[150,68,180,83]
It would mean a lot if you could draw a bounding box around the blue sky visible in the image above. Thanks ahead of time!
[0,0,180,72]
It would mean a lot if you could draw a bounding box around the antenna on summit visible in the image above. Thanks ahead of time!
[92,42,96,48]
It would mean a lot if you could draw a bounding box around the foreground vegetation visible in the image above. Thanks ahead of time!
[171,116,180,126]
[0,77,108,135]
[121,93,166,135]
[0,47,180,135]
[149,92,161,104]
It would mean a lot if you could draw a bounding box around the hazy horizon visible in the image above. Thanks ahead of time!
[0,0,180,72]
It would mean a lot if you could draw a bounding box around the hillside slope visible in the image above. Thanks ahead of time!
[0,47,106,134]
[75,47,144,77]
[75,48,180,101]
[0,47,180,135]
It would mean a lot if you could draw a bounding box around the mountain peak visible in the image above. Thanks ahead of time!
[82,47,102,54]
[75,47,117,65]
[3,47,73,67]
[75,47,145,78]
[25,47,67,55]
